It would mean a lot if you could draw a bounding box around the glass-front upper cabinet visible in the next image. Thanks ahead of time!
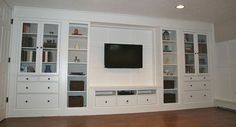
[20,22,59,74]
[184,32,208,75]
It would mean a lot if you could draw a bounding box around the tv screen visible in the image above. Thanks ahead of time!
[104,43,143,68]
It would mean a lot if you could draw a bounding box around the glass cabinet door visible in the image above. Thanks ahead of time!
[41,24,58,73]
[198,34,208,73]
[184,33,195,74]
[20,23,38,73]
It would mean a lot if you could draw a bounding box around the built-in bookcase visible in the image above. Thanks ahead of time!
[67,23,88,107]
[162,29,178,104]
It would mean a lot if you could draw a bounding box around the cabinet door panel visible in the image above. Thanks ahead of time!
[184,33,195,74]
[198,34,208,74]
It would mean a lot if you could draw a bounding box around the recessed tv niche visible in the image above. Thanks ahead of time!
[104,43,143,68]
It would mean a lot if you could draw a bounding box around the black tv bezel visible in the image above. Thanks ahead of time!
[104,43,143,68]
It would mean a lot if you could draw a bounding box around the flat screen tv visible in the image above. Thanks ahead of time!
[104,43,143,68]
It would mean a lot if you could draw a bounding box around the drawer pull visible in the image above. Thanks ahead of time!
[105,101,108,103]
[25,100,28,103]
[204,94,207,97]
[48,78,51,80]
[48,87,50,89]
[146,99,149,102]
[25,86,29,89]
[190,95,193,98]
[190,77,192,80]
[26,77,29,80]
[47,100,50,103]
[204,84,206,86]
[126,100,129,103]
[203,77,206,79]
[190,85,192,87]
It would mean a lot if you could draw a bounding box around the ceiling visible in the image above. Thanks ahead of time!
[6,0,236,23]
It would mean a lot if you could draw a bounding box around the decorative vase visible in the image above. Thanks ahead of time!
[45,65,52,73]
[163,30,170,40]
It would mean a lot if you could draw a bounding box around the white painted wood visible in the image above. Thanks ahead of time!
[95,96,116,107]
[117,95,137,106]
[16,94,58,109]
[183,82,210,91]
[0,0,12,121]
[183,91,211,103]
[17,83,58,93]
[137,95,157,105]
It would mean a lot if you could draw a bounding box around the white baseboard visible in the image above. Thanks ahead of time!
[214,99,236,110]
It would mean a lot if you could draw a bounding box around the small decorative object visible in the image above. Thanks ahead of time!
[74,43,80,49]
[74,56,80,62]
[164,69,169,75]
[73,29,79,35]
[164,45,171,52]
[23,23,30,33]
[49,32,54,34]
[163,30,170,40]
[164,57,170,64]
[44,65,52,73]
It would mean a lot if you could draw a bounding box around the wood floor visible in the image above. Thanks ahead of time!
[0,108,236,127]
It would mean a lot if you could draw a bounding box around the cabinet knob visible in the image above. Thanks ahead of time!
[203,77,206,79]
[36,47,39,49]
[126,100,129,103]
[26,77,29,80]
[48,87,50,89]
[190,85,192,87]
[146,99,149,102]
[105,101,108,103]
[204,94,207,97]
[190,77,192,80]
[190,95,193,98]
[26,86,29,89]
[204,84,206,86]
[47,100,50,103]
[48,78,50,80]
[25,100,28,103]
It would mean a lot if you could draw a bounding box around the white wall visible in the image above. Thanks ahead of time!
[89,25,154,87]
[215,39,236,109]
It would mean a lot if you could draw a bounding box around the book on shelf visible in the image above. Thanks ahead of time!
[21,50,36,62]
[43,51,54,62]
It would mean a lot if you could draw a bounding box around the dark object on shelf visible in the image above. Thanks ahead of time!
[68,96,84,107]
[70,72,85,75]
[198,44,207,53]
[164,93,176,103]
[22,37,34,47]
[117,90,136,95]
[163,30,170,40]
[70,81,84,91]
[23,23,30,33]
[44,40,57,48]
[44,65,52,72]
[27,66,35,72]
[163,45,171,52]
[164,80,175,89]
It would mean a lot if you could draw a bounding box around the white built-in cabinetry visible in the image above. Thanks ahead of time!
[16,21,60,109]
[182,32,211,103]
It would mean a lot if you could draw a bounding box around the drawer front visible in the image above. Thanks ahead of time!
[39,76,58,82]
[183,91,211,103]
[16,94,58,109]
[184,76,209,81]
[95,96,116,107]
[184,82,210,90]
[17,83,58,93]
[138,95,157,105]
[117,96,137,106]
[18,76,38,81]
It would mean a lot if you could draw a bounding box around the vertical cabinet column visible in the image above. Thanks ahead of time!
[162,29,178,104]
[67,23,88,108]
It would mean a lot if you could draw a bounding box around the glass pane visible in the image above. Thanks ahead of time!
[184,34,195,74]
[198,34,208,73]
[42,24,58,73]
[20,23,37,73]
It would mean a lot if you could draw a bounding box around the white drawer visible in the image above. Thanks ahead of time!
[184,76,209,81]
[184,82,210,90]
[117,95,137,106]
[138,95,157,105]
[183,91,211,103]
[39,76,58,81]
[17,83,58,93]
[16,94,58,109]
[18,76,38,81]
[95,96,116,107]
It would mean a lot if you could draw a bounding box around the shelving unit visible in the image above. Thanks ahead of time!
[67,23,88,108]
[162,29,178,104]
